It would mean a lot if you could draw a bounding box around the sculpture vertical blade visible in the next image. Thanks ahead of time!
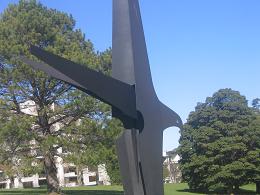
[113,0,182,195]
[112,0,135,84]
[112,0,156,99]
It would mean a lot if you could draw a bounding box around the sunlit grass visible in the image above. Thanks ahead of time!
[0,183,256,195]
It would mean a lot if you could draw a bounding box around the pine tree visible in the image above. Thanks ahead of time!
[0,0,115,193]
[248,99,260,194]
[179,89,256,193]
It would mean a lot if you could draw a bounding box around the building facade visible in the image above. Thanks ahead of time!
[0,162,110,189]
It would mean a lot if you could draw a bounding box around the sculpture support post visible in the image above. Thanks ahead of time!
[116,130,144,195]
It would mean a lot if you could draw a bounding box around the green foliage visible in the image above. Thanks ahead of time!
[60,117,123,185]
[100,119,123,185]
[0,104,34,179]
[248,102,260,193]
[178,89,259,193]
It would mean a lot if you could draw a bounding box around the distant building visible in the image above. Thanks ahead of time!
[163,149,182,183]
[0,162,110,189]
[0,100,111,189]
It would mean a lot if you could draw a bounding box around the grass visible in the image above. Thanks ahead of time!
[0,183,257,195]
[165,183,256,195]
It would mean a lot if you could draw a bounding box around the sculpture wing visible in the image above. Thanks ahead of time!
[20,46,137,121]
[159,101,183,130]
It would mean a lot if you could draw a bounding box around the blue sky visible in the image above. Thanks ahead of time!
[1,0,260,151]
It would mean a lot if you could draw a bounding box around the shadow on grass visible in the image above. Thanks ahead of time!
[177,188,256,195]
[0,189,123,195]
[0,189,45,195]
[0,185,48,194]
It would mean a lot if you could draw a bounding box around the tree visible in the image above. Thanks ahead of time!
[100,119,123,184]
[178,89,256,193]
[0,0,112,194]
[248,99,260,194]
[252,98,260,110]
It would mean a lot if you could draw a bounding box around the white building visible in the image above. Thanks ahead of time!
[0,162,110,189]
[0,100,111,189]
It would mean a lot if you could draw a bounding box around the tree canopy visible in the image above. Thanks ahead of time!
[178,88,260,193]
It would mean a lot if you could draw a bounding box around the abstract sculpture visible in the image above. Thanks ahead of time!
[21,0,182,194]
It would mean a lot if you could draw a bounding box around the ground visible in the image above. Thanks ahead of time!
[0,183,256,195]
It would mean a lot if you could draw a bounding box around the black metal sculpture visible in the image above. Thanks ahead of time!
[21,0,182,194]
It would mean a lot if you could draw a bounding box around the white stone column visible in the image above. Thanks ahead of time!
[56,157,65,187]
[82,168,90,186]
[32,174,40,188]
[14,177,23,188]
[98,164,111,185]
[5,179,11,189]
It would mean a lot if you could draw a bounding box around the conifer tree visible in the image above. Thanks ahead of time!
[179,89,258,193]
[0,0,118,193]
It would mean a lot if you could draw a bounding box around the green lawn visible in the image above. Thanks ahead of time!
[0,183,257,195]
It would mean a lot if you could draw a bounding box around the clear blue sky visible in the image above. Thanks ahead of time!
[1,0,260,151]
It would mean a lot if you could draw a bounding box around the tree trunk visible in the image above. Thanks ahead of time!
[44,151,61,195]
[76,166,82,186]
[10,176,14,189]
[227,186,233,195]
[234,184,239,192]
[256,181,260,194]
